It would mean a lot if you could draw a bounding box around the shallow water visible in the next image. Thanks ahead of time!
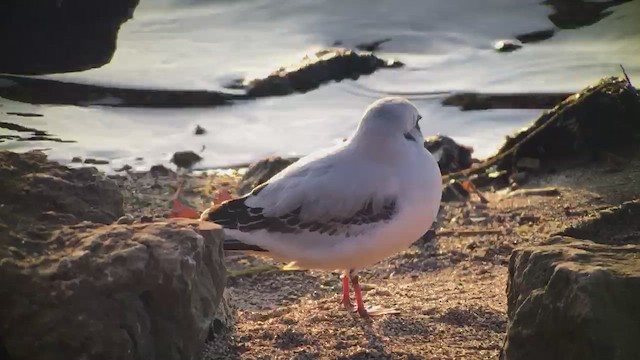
[1,0,639,171]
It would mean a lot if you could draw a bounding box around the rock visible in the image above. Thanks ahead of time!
[0,0,140,74]
[441,92,572,111]
[441,179,470,202]
[115,164,132,172]
[149,164,173,177]
[0,74,234,108]
[71,156,82,163]
[116,214,134,225]
[6,112,44,117]
[355,38,392,52]
[514,29,555,44]
[545,0,626,29]
[140,215,154,223]
[237,156,296,195]
[451,77,640,186]
[494,40,522,52]
[0,150,123,227]
[237,48,404,98]
[501,201,640,360]
[84,158,110,165]
[0,221,227,360]
[171,151,203,170]
[194,125,207,135]
[0,150,226,359]
[424,135,475,175]
[501,237,640,360]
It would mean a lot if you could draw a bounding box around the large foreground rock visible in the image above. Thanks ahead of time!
[0,222,226,360]
[0,151,227,360]
[0,0,139,74]
[501,201,640,360]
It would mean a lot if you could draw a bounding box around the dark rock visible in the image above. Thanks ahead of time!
[0,75,235,108]
[441,92,572,111]
[494,40,522,52]
[238,48,404,98]
[71,156,82,163]
[441,179,470,203]
[6,112,44,117]
[0,150,123,228]
[149,164,173,177]
[424,135,475,175]
[355,38,392,52]
[493,77,640,169]
[0,0,140,75]
[0,121,48,135]
[545,0,630,29]
[140,215,154,223]
[194,125,207,135]
[171,151,203,170]
[0,221,227,360]
[84,158,110,165]
[515,29,555,44]
[237,156,296,195]
[450,77,640,187]
[115,164,132,172]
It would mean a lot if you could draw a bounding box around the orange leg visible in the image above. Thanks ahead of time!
[350,273,368,317]
[341,272,352,309]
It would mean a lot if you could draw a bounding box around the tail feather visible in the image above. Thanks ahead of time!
[223,238,268,252]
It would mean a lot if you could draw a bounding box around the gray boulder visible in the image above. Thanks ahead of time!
[0,222,226,360]
[501,201,640,360]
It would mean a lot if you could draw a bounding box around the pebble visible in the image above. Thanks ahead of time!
[140,215,153,223]
[116,214,134,225]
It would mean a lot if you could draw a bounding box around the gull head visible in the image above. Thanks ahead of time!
[353,97,424,144]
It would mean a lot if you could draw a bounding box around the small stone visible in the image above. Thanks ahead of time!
[194,125,206,135]
[140,215,153,223]
[171,151,202,170]
[71,156,82,163]
[149,164,172,177]
[115,164,132,172]
[84,158,109,165]
[494,39,523,52]
[116,214,134,225]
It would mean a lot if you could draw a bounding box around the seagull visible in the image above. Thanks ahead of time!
[201,97,442,316]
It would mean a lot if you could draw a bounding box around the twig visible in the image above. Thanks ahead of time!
[437,229,503,237]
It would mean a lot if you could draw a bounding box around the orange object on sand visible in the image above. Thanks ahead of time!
[169,199,201,219]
